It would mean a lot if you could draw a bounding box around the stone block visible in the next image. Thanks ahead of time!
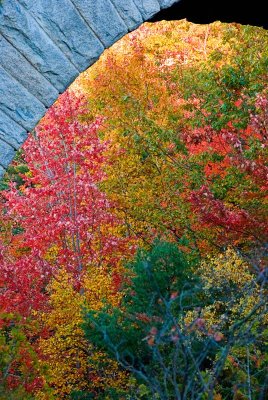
[0,35,59,108]
[110,0,143,31]
[0,110,28,149]
[0,0,78,92]
[0,165,5,178]
[71,0,128,48]
[0,65,46,131]
[18,0,104,72]
[133,0,160,19]
[0,139,15,169]
[158,0,180,9]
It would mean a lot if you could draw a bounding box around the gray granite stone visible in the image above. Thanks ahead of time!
[71,0,128,48]
[18,0,105,72]
[0,165,5,177]
[110,0,143,31]
[0,0,78,92]
[133,0,160,19]
[0,0,179,175]
[0,110,28,149]
[0,140,15,169]
[0,65,46,131]
[158,0,180,8]
[0,35,59,108]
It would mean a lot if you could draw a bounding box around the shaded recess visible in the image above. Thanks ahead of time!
[151,0,268,29]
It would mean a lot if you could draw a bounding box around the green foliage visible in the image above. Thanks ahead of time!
[124,241,194,311]
[83,244,197,396]
[71,391,95,400]
[82,242,267,399]
[0,150,29,191]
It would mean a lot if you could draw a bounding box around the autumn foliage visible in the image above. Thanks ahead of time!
[0,20,267,399]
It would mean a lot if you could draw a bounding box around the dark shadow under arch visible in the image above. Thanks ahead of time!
[151,0,268,29]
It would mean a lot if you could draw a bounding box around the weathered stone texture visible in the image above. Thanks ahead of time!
[0,35,59,108]
[17,0,105,72]
[71,0,128,48]
[0,0,78,92]
[158,0,180,8]
[110,0,143,31]
[0,65,46,131]
[0,110,27,149]
[0,0,178,176]
[0,140,15,169]
[133,0,161,19]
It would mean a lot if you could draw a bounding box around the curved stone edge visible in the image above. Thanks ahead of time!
[0,0,180,178]
[158,0,181,9]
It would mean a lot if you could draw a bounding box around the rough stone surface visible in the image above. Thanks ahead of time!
[110,0,143,31]
[0,110,28,149]
[0,35,59,108]
[71,0,128,48]
[133,0,160,19]
[0,0,178,176]
[0,0,79,92]
[158,0,181,8]
[0,140,15,169]
[0,65,46,131]
[18,0,105,72]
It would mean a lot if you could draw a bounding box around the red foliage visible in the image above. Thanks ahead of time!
[0,91,132,316]
[182,94,268,247]
[190,183,267,244]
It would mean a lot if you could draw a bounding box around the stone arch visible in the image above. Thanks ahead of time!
[0,0,181,176]
[0,0,266,176]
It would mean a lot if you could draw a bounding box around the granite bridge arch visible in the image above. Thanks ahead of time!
[0,0,267,177]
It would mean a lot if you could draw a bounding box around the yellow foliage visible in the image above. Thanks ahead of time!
[186,248,266,329]
[44,244,60,264]
[37,268,129,398]
[83,266,121,309]
[200,247,254,289]
[73,21,247,249]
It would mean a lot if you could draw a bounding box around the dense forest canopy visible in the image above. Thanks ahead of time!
[0,20,267,399]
